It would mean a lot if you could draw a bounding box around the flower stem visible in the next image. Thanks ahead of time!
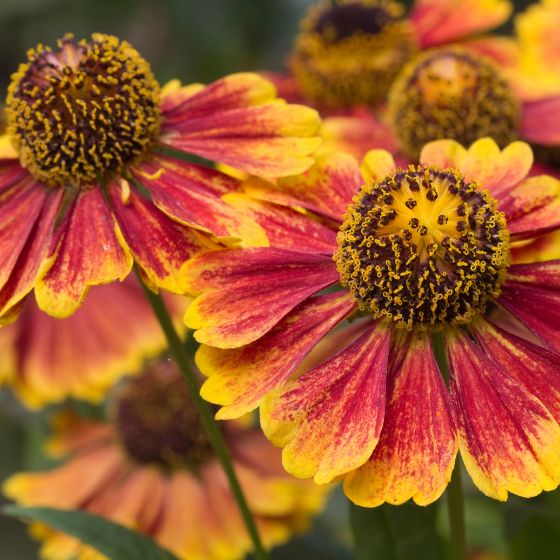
[137,275,269,560]
[431,332,466,560]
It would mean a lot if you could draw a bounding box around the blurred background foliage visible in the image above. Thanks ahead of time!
[0,0,553,558]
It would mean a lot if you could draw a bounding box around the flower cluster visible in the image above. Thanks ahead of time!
[2,1,560,559]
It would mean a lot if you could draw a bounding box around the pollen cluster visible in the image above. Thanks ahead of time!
[6,33,160,187]
[114,361,214,470]
[389,48,520,157]
[291,0,417,107]
[336,166,510,330]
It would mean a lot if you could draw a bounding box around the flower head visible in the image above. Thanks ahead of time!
[4,359,327,559]
[185,139,560,504]
[0,33,320,322]
[288,0,511,110]
[389,48,520,157]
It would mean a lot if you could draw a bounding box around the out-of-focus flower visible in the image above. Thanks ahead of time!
[506,0,560,167]
[4,360,327,560]
[287,0,512,109]
[0,33,320,323]
[184,140,560,505]
[0,277,185,408]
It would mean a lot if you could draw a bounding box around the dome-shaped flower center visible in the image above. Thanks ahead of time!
[389,48,520,157]
[114,361,214,470]
[6,33,160,187]
[291,0,417,108]
[336,166,510,330]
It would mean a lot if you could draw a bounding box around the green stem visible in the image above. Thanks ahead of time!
[431,332,466,560]
[137,274,269,560]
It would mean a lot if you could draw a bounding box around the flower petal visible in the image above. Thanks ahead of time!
[361,150,397,183]
[244,152,362,222]
[132,156,266,246]
[261,325,391,484]
[410,0,512,48]
[160,73,321,176]
[109,182,211,294]
[420,139,467,169]
[499,261,560,352]
[0,189,62,322]
[520,96,560,145]
[344,335,457,507]
[35,188,132,317]
[0,179,50,290]
[475,320,560,424]
[449,329,560,500]
[197,292,355,419]
[184,248,340,348]
[499,175,560,240]
[457,139,534,198]
[221,192,337,254]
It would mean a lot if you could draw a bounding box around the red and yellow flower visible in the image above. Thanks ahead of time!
[0,277,184,408]
[4,360,327,560]
[0,33,320,323]
[184,139,560,505]
[285,0,512,109]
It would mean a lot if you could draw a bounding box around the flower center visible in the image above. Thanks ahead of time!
[6,33,160,187]
[114,361,214,470]
[336,166,510,330]
[389,48,520,157]
[291,0,417,107]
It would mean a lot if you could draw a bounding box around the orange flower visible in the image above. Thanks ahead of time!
[4,360,327,560]
[0,33,320,322]
[0,276,184,408]
[185,140,560,505]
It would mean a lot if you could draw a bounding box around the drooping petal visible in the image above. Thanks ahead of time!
[498,261,560,352]
[0,186,63,322]
[520,96,560,145]
[184,248,340,348]
[109,182,212,294]
[160,73,321,177]
[499,175,560,240]
[410,0,512,48]
[243,152,362,222]
[449,329,560,500]
[131,156,266,246]
[344,335,457,507]
[0,179,51,291]
[35,187,132,318]
[475,320,560,423]
[197,292,355,419]
[261,325,391,484]
[221,192,337,254]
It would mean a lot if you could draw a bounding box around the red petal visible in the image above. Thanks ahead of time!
[197,292,355,418]
[344,334,457,506]
[261,325,391,484]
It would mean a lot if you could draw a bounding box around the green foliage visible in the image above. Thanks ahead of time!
[3,506,179,560]
[350,501,444,560]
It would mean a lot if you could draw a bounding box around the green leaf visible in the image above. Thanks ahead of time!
[3,505,179,560]
[350,501,444,560]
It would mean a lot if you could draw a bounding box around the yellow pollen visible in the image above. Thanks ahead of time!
[335,165,510,330]
[6,33,161,187]
[389,48,520,158]
[291,0,417,108]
